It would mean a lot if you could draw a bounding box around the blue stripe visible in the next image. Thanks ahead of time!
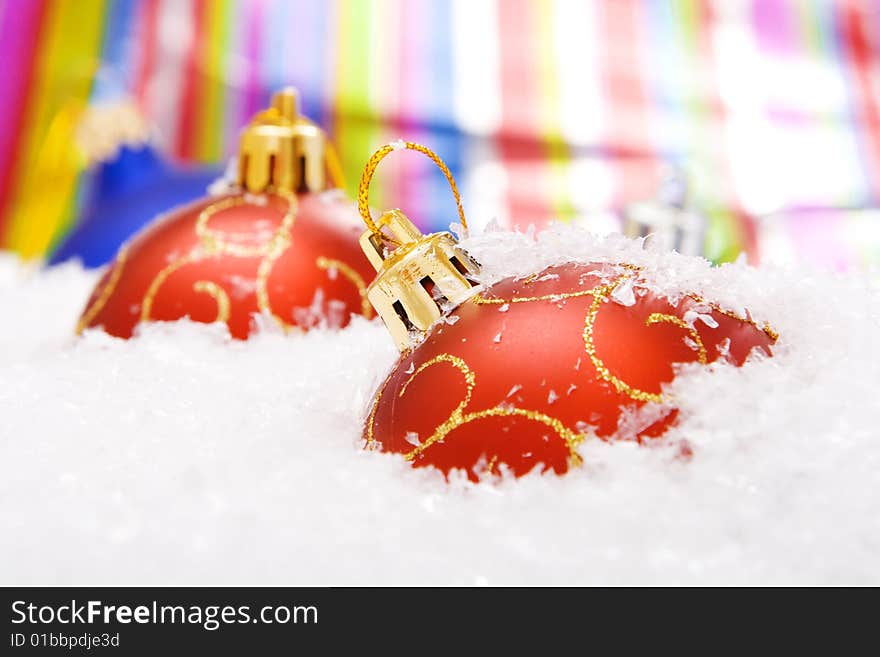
[92,0,137,101]
[424,0,465,233]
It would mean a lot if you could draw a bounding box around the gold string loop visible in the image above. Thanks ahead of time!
[357,141,468,238]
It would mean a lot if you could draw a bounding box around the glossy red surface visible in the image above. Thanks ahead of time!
[78,191,375,339]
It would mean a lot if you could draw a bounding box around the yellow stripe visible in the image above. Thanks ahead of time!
[6,0,107,259]
[198,0,231,162]
[535,0,575,222]
[334,0,382,203]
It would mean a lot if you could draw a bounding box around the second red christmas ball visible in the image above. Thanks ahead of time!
[77,88,375,339]
[365,260,777,480]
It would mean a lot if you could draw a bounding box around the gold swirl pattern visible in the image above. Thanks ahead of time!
[686,293,779,342]
[645,313,708,364]
[254,206,296,330]
[192,280,231,324]
[474,265,775,404]
[581,275,667,403]
[365,373,393,451]
[141,254,197,321]
[195,196,268,257]
[76,245,129,335]
[142,193,297,329]
[367,263,779,468]
[368,353,584,467]
[316,256,374,318]
[471,262,638,306]
[472,286,600,306]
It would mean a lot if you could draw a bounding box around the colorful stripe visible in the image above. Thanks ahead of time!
[133,0,159,106]
[0,0,878,268]
[0,0,47,245]
[333,0,383,206]
[534,0,575,223]
[198,0,233,162]
[3,0,107,259]
[497,0,556,228]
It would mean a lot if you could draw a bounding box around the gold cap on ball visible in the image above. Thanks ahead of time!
[357,142,480,352]
[360,210,478,351]
[237,87,342,194]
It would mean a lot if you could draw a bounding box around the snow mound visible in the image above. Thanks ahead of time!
[1,224,879,585]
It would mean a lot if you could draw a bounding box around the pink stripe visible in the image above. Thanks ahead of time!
[398,0,419,129]
[599,0,658,209]
[753,0,807,125]
[242,0,265,125]
[397,0,426,225]
[497,0,554,229]
[753,0,796,55]
[789,214,852,272]
[0,0,45,240]
[0,0,44,174]
[133,0,159,107]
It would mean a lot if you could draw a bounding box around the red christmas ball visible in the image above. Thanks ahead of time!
[76,190,375,339]
[364,261,777,480]
[78,87,380,339]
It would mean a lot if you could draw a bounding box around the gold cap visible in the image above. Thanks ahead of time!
[237,87,338,194]
[356,141,481,351]
[360,210,479,351]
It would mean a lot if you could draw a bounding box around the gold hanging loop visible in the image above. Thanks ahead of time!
[357,141,469,238]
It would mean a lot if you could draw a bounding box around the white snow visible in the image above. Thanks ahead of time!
[1,224,879,585]
[683,309,720,329]
[610,276,636,307]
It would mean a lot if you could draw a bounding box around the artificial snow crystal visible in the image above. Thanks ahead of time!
[610,276,636,306]
[683,309,720,329]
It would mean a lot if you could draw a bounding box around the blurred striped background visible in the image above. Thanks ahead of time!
[1,0,878,268]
